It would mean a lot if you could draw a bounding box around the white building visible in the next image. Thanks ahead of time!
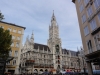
[20,12,82,74]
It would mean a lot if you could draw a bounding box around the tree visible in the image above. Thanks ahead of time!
[0,27,12,60]
[0,11,4,21]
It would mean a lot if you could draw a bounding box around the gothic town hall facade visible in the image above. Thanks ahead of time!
[20,12,82,74]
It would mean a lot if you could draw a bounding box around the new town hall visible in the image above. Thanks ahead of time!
[20,12,84,74]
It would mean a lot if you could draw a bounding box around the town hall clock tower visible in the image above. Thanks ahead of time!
[47,11,62,73]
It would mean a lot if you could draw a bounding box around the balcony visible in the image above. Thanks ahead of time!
[26,60,35,64]
[34,66,39,68]
[85,44,100,55]
[85,45,100,62]
[91,27,100,35]
[85,47,96,55]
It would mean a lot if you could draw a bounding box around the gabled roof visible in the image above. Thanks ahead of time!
[70,50,78,56]
[62,48,79,56]
[34,43,50,51]
[62,49,69,54]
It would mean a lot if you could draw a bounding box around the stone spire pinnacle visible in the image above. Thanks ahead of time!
[49,11,59,39]
[51,10,56,21]
[52,10,54,17]
[31,30,34,39]
[30,30,34,44]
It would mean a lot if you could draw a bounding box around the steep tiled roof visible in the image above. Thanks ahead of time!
[62,49,78,56]
[70,50,78,56]
[34,43,50,51]
[62,49,69,54]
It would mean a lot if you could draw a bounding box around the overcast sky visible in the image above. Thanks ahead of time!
[0,0,82,51]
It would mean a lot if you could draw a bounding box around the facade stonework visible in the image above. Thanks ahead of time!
[20,12,83,74]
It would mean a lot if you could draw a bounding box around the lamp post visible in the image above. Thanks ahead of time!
[81,48,86,74]
[77,57,80,72]
[82,56,86,74]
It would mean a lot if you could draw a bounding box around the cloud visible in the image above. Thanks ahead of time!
[0,0,82,51]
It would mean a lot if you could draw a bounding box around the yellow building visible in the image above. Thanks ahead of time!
[0,21,26,74]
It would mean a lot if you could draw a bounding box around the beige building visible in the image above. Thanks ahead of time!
[20,12,83,74]
[72,0,100,75]
[0,21,26,74]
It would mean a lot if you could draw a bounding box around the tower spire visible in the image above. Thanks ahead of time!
[49,11,59,39]
[51,10,56,21]
[53,10,54,17]
[30,30,34,44]
[31,30,34,39]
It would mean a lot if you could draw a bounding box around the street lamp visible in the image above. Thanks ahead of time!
[77,57,80,72]
[82,56,86,74]
[80,48,86,74]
